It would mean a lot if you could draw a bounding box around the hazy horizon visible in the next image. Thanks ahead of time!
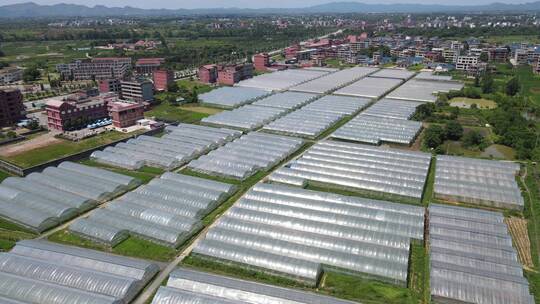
[0,0,534,9]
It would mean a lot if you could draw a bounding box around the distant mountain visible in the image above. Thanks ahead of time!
[1,1,540,18]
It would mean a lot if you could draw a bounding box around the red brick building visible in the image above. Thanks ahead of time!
[108,101,145,128]
[153,69,175,91]
[198,64,218,84]
[46,94,111,131]
[217,63,253,86]
[253,53,270,71]
[0,89,25,127]
[57,57,131,81]
[98,79,120,94]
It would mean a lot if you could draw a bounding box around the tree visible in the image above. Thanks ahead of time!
[474,75,480,87]
[481,74,494,94]
[186,90,198,104]
[506,77,520,96]
[463,130,484,148]
[479,52,489,62]
[165,95,178,106]
[424,125,446,149]
[27,120,40,130]
[6,131,17,139]
[445,121,463,140]
[167,82,179,93]
[413,103,436,121]
[23,66,41,82]
[0,49,4,57]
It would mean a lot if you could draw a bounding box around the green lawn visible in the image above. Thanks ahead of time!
[177,79,213,94]
[0,170,11,182]
[1,130,144,168]
[0,218,37,251]
[145,103,212,123]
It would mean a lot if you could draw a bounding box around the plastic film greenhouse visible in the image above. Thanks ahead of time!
[188,132,304,180]
[91,124,241,170]
[236,68,329,91]
[273,140,431,203]
[334,77,403,99]
[262,108,345,139]
[289,67,379,94]
[387,79,463,103]
[69,173,236,247]
[201,105,289,131]
[330,114,423,145]
[198,86,272,108]
[369,68,416,80]
[151,267,357,304]
[429,204,534,304]
[414,71,454,82]
[0,240,159,304]
[0,162,139,232]
[361,98,424,120]
[434,155,524,210]
[252,91,320,110]
[300,95,371,115]
[192,183,425,286]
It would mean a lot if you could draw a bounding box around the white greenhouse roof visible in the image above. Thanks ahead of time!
[236,69,328,91]
[151,267,358,304]
[414,71,454,81]
[69,173,236,247]
[334,77,403,99]
[252,91,319,110]
[0,240,159,304]
[387,79,463,103]
[434,155,524,210]
[361,98,424,120]
[289,67,379,94]
[192,182,425,285]
[274,140,431,201]
[301,95,371,115]
[201,105,289,131]
[199,86,272,108]
[429,204,534,304]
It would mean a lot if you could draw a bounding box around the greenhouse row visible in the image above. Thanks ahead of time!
[387,79,464,103]
[262,107,345,139]
[272,140,431,201]
[361,98,424,120]
[0,162,139,232]
[300,94,371,115]
[193,183,425,286]
[252,91,320,110]
[201,104,289,131]
[91,124,241,170]
[188,132,303,180]
[0,240,159,304]
[69,173,236,247]
[330,114,423,145]
[434,155,524,210]
[236,68,330,91]
[369,68,416,80]
[289,66,379,94]
[334,77,403,99]
[429,204,534,304]
[198,86,272,108]
[414,71,454,82]
[151,267,357,304]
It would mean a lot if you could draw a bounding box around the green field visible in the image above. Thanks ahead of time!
[145,103,214,123]
[516,66,540,106]
[1,130,145,168]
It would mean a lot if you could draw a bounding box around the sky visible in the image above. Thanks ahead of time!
[0,0,532,9]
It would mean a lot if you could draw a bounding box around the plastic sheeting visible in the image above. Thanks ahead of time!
[236,69,329,91]
[434,155,524,210]
[193,183,424,285]
[263,108,344,139]
[300,95,371,115]
[275,140,431,201]
[334,77,403,99]
[0,240,159,303]
[91,124,240,170]
[361,98,424,120]
[387,79,463,103]
[0,162,136,232]
[429,204,534,304]
[151,267,358,304]
[369,68,416,80]
[290,67,379,94]
[252,92,319,110]
[70,173,235,247]
[189,133,303,180]
[201,105,288,131]
[199,86,271,108]
[331,114,423,145]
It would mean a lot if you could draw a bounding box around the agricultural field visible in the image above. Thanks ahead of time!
[449,97,497,109]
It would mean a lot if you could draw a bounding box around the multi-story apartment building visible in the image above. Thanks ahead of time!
[46,94,111,131]
[488,48,510,62]
[534,57,540,75]
[153,69,175,92]
[456,56,479,72]
[0,68,23,85]
[253,53,270,71]
[0,89,25,127]
[198,64,218,84]
[57,57,131,80]
[98,79,121,94]
[108,101,145,128]
[134,58,165,75]
[443,49,458,64]
[217,63,253,86]
[120,79,154,103]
